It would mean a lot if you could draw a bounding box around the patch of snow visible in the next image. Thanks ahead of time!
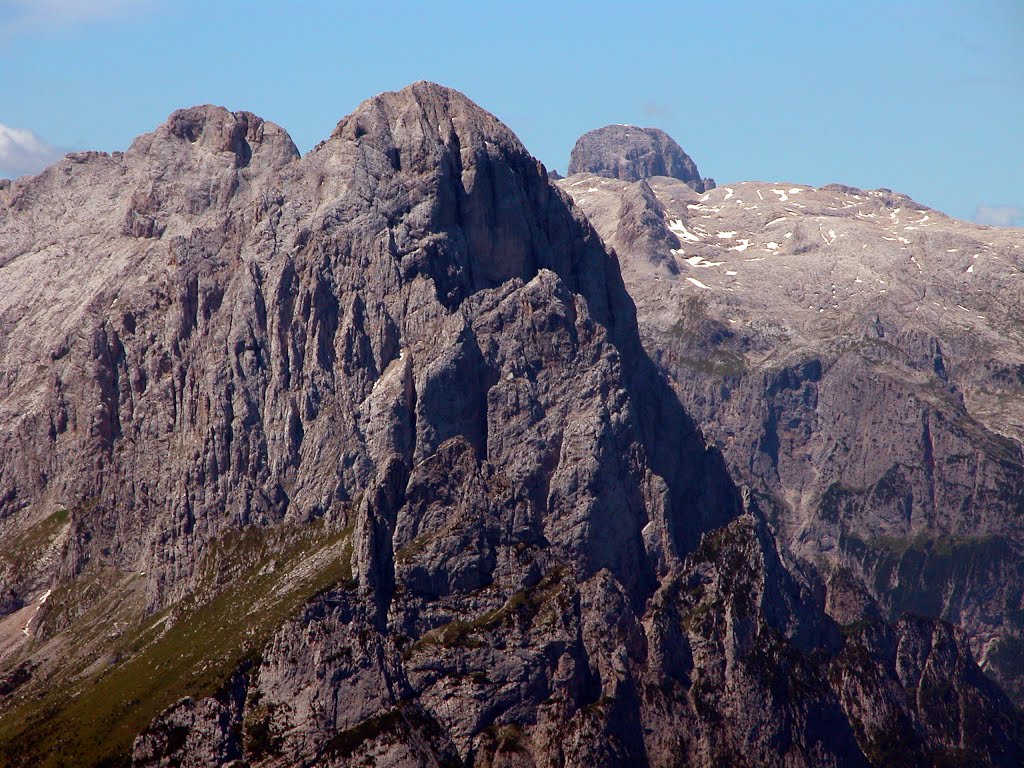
[789,188,804,194]
[668,219,701,243]
[716,231,737,239]
[725,270,738,276]
[756,189,764,201]
[771,189,789,202]
[784,232,793,238]
[765,217,788,227]
[723,187,734,200]
[686,277,711,289]
[20,589,53,637]
[731,239,751,252]
[684,255,725,268]
[967,264,975,273]
[766,242,780,250]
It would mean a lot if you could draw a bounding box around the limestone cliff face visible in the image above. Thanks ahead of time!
[558,170,1024,707]
[0,85,1020,767]
[0,87,728,612]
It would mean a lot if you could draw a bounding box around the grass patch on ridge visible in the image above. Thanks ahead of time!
[0,520,355,768]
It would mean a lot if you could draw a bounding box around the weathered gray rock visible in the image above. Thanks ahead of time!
[132,668,248,768]
[831,616,1024,765]
[558,173,1024,708]
[567,125,712,192]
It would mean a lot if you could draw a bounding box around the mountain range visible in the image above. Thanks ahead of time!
[0,82,1021,767]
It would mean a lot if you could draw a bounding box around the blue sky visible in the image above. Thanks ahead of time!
[1,0,1021,225]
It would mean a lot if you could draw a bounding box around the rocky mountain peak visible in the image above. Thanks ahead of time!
[568,124,715,192]
[312,81,623,319]
[331,81,524,155]
[135,105,299,171]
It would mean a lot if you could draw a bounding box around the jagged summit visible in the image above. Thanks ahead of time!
[331,81,524,154]
[568,124,715,192]
[303,80,623,313]
[127,104,300,171]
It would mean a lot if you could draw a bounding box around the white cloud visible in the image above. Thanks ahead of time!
[974,205,1024,227]
[1,0,155,34]
[0,123,65,178]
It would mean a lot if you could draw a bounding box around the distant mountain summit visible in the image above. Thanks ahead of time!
[568,124,715,192]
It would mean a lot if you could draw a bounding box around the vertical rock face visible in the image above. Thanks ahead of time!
[0,84,1021,767]
[567,125,714,192]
